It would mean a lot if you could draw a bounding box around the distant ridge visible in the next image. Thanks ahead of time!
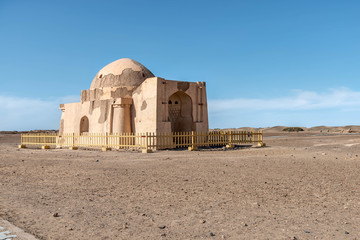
[0,130,58,134]
[211,125,360,133]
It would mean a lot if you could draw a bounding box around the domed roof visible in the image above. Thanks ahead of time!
[90,58,155,89]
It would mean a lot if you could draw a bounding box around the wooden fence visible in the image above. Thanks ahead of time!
[20,131,264,151]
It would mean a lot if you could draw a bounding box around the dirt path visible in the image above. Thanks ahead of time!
[0,133,360,239]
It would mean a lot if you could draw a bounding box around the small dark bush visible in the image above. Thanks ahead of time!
[283,127,304,132]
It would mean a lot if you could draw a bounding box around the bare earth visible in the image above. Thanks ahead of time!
[0,130,360,240]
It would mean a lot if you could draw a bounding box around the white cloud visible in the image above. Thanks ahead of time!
[209,88,360,112]
[0,95,78,131]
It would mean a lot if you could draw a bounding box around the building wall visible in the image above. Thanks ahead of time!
[59,77,208,135]
[131,77,159,133]
[155,79,209,133]
[59,100,112,134]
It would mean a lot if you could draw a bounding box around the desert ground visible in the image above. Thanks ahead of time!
[1,127,360,239]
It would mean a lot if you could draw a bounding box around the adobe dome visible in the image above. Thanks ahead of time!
[90,58,155,89]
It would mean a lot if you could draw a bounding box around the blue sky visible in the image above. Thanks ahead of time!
[1,0,360,130]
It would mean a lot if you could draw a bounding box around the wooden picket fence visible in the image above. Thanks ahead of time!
[20,131,264,151]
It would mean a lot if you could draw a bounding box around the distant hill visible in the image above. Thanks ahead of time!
[0,130,58,134]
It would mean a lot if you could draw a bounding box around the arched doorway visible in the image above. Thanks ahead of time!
[80,116,89,134]
[168,91,193,132]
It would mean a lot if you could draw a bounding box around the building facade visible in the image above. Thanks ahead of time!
[59,58,209,135]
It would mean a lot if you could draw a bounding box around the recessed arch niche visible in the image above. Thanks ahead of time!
[168,91,194,132]
[80,116,89,134]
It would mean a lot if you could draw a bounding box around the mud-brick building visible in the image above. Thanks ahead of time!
[59,58,209,135]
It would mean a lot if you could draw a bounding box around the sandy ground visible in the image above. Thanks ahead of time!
[0,217,38,240]
[0,131,360,240]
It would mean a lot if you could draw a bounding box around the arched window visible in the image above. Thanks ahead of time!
[80,116,89,134]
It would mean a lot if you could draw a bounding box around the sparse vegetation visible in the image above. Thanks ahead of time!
[283,127,304,132]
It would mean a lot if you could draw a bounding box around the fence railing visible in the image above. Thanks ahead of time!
[20,131,264,151]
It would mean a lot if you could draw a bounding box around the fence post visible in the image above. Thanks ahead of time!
[257,130,265,147]
[226,130,234,148]
[41,133,50,150]
[142,132,153,153]
[188,131,198,151]
[68,132,78,150]
[18,133,27,148]
[102,132,111,151]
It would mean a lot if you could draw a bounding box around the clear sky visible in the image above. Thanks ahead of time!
[1,0,360,130]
